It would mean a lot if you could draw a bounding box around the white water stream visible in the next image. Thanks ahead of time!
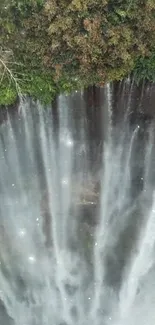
[0,86,154,325]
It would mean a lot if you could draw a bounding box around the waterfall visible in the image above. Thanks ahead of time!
[0,82,155,325]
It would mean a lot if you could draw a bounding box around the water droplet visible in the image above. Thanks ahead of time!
[65,139,73,147]
[88,297,91,300]
[95,242,98,246]
[28,255,36,264]
[12,184,15,187]
[18,228,26,237]
[61,178,69,186]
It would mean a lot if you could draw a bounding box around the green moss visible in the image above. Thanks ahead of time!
[0,77,17,105]
[0,74,56,105]
[0,87,17,106]
[0,71,81,106]
[19,72,57,104]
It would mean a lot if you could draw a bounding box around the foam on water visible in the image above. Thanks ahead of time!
[0,86,155,325]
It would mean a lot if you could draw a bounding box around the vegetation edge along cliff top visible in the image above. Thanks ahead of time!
[0,0,155,105]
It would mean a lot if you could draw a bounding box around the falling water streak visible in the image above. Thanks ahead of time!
[0,121,43,323]
[143,126,154,188]
[99,123,138,232]
[89,114,147,322]
[37,109,56,244]
[56,96,76,322]
[37,107,69,319]
[105,83,113,140]
[91,136,123,319]
[119,125,140,199]
[58,95,73,248]
[116,78,135,155]
[119,192,155,323]
[119,77,130,115]
[1,115,22,190]
[91,145,111,319]
[125,77,135,119]
[138,80,145,113]
[19,100,36,165]
[0,111,33,248]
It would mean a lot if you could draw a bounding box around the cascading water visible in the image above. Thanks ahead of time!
[0,82,155,325]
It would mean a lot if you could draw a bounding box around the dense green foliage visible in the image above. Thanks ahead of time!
[134,52,155,83]
[1,0,155,104]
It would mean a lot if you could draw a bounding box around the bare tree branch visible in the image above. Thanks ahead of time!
[0,58,19,91]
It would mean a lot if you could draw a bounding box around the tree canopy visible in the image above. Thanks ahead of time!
[0,0,155,104]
